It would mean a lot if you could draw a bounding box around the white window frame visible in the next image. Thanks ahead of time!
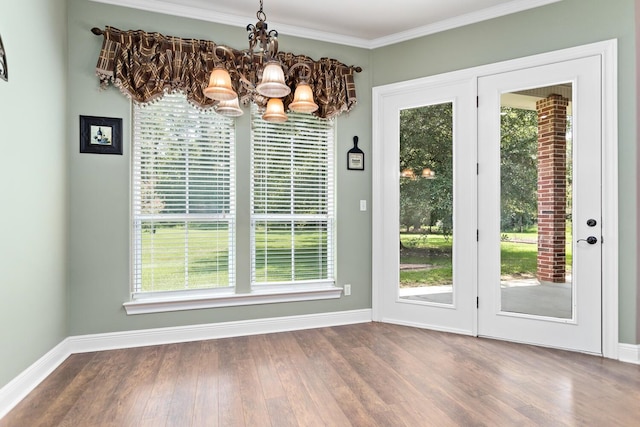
[125,93,236,314]
[124,96,341,315]
[250,105,336,293]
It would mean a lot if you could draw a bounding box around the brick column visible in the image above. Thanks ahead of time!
[536,94,568,283]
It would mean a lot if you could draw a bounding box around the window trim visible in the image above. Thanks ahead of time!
[125,95,342,315]
[123,284,343,315]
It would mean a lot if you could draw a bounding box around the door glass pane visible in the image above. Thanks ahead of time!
[500,85,573,319]
[399,103,454,305]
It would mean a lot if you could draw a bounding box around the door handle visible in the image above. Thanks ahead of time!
[577,236,598,244]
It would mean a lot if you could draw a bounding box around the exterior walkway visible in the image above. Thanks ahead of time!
[400,279,572,319]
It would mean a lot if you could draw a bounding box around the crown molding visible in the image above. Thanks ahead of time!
[90,0,374,48]
[368,0,562,48]
[91,0,561,49]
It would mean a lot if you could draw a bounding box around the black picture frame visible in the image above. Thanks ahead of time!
[79,115,122,155]
[347,135,364,170]
[0,32,7,82]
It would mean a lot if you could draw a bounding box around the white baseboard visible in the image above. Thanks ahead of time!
[618,343,640,364]
[378,317,475,337]
[0,340,71,420]
[66,309,372,353]
[0,309,372,419]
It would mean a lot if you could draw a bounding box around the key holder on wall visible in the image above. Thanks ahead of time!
[0,32,7,82]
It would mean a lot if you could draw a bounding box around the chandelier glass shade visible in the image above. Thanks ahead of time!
[204,0,317,122]
[289,82,319,113]
[262,98,288,122]
[422,168,436,178]
[256,60,291,98]
[400,168,436,180]
[215,97,244,117]
[203,67,236,101]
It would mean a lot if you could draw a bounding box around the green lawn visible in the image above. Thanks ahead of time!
[140,226,232,292]
[139,227,573,291]
[400,231,573,287]
[400,234,453,287]
[139,225,328,292]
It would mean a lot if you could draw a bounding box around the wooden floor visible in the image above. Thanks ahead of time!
[2,323,640,426]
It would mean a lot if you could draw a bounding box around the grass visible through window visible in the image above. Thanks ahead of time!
[400,228,573,287]
[140,226,231,292]
[140,227,328,291]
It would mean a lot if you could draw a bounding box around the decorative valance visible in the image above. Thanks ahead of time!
[93,26,360,119]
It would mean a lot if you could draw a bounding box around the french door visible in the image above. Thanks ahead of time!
[373,41,616,356]
[477,56,602,354]
[372,77,476,335]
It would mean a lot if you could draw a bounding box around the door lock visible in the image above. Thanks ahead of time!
[586,219,597,227]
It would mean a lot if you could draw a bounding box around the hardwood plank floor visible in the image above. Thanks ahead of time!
[2,323,640,426]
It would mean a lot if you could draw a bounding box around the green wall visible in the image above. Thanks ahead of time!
[2,0,637,392]
[371,0,638,343]
[66,0,373,335]
[65,0,639,342]
[0,0,68,387]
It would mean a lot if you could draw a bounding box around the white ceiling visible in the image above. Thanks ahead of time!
[93,0,561,49]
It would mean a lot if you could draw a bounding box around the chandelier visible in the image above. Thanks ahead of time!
[400,168,436,180]
[204,0,318,122]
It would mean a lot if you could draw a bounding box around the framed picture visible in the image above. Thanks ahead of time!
[0,32,7,82]
[79,115,122,155]
[347,136,364,170]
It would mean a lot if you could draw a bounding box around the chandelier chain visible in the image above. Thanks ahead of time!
[257,0,266,22]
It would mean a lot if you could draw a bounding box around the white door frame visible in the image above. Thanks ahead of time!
[372,39,618,359]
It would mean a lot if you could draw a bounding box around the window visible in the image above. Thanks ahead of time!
[126,95,340,315]
[132,93,235,297]
[251,105,335,289]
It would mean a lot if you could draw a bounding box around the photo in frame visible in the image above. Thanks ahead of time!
[79,115,122,154]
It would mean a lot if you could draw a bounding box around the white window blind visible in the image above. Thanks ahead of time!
[132,93,235,295]
[251,105,335,286]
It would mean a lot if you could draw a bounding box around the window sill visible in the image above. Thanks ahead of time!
[123,285,344,315]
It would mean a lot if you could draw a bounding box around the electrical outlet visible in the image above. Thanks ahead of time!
[360,200,367,211]
[344,284,351,296]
